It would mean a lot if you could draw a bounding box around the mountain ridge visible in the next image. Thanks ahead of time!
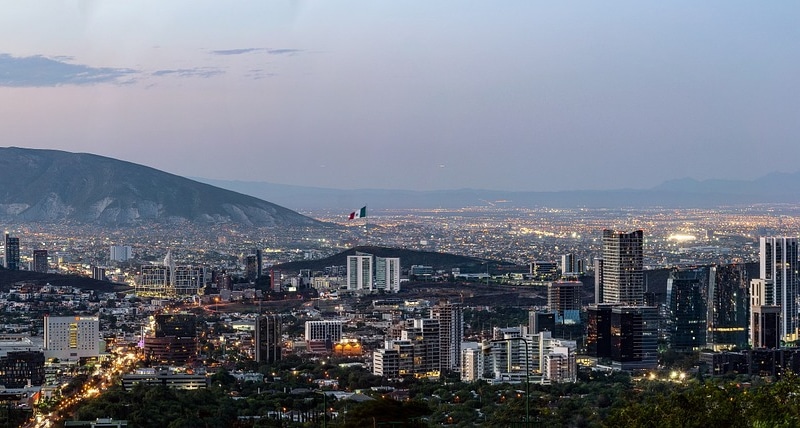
[0,147,325,227]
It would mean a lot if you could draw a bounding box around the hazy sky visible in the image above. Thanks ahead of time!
[1,1,798,191]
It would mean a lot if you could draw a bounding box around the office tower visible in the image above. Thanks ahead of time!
[759,237,799,342]
[601,230,644,305]
[32,249,48,273]
[610,306,658,370]
[375,257,401,293]
[432,301,464,373]
[547,280,582,325]
[707,264,749,350]
[43,315,101,361]
[109,245,133,262]
[561,253,583,277]
[751,278,781,349]
[92,267,106,281]
[347,254,373,291]
[594,258,604,304]
[586,304,615,358]
[270,269,281,292]
[304,320,343,342]
[245,254,258,281]
[3,232,19,271]
[145,314,198,364]
[255,315,282,364]
[0,351,45,388]
[529,310,556,334]
[255,248,263,279]
[530,261,558,281]
[403,318,441,374]
[667,268,707,351]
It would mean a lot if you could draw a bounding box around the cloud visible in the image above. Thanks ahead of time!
[209,48,303,56]
[151,67,224,78]
[266,49,302,55]
[0,53,137,87]
[210,48,261,56]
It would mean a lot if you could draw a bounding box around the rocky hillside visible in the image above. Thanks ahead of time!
[0,147,324,227]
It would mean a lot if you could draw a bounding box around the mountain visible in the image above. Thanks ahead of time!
[273,245,520,273]
[0,147,325,227]
[197,173,800,210]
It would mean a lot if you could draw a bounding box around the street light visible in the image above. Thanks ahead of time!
[483,337,531,426]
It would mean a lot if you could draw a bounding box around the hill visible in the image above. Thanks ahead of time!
[0,147,325,227]
[274,245,520,273]
[0,267,131,293]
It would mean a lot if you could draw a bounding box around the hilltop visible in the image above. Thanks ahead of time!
[0,147,325,227]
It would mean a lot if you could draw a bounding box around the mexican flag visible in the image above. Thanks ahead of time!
[348,206,367,220]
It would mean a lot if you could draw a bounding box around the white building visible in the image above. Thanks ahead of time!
[43,315,102,361]
[475,330,577,384]
[375,257,401,293]
[347,254,373,291]
[304,320,343,342]
[460,342,484,382]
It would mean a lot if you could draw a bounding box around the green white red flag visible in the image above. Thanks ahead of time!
[348,206,366,220]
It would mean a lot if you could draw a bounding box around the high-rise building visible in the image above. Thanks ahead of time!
[594,258,604,304]
[145,314,198,364]
[3,232,19,271]
[707,264,749,350]
[135,251,210,297]
[32,249,48,273]
[109,245,133,262]
[347,254,373,291]
[547,280,582,325]
[529,310,556,334]
[586,304,615,358]
[530,261,559,281]
[610,305,658,371]
[667,268,707,351]
[759,237,799,342]
[601,230,644,305]
[751,277,781,349]
[255,315,282,364]
[0,351,45,388]
[561,253,583,277]
[304,320,343,343]
[245,254,259,281]
[43,315,102,361]
[375,257,401,293]
[432,301,464,373]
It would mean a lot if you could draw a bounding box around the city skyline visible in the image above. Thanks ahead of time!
[1,2,798,192]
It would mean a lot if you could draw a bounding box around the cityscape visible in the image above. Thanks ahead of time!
[2,2,799,427]
[0,201,799,426]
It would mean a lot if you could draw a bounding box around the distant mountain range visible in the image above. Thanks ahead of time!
[197,172,800,210]
[0,147,324,227]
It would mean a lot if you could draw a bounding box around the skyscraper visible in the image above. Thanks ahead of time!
[667,267,707,351]
[347,254,373,291]
[255,315,282,364]
[432,301,464,373]
[375,257,401,292]
[601,229,644,305]
[4,232,19,271]
[547,280,583,325]
[707,264,749,350]
[759,237,799,342]
[32,249,48,273]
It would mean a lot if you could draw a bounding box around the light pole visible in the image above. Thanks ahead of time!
[483,337,531,426]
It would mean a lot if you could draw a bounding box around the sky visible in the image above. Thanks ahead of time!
[1,1,798,192]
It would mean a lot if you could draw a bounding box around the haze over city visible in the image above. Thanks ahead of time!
[1,1,799,192]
